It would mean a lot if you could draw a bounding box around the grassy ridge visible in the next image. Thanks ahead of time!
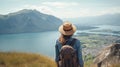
[0,52,119,67]
[0,52,57,67]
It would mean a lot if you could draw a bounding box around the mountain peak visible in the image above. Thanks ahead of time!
[8,9,41,16]
[0,9,62,34]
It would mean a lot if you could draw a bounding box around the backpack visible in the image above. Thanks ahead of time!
[58,38,79,67]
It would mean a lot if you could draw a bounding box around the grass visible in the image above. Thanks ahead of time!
[83,54,96,67]
[84,60,96,67]
[0,52,57,67]
[0,52,119,67]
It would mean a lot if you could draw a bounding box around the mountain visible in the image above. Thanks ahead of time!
[64,13,120,26]
[0,9,62,34]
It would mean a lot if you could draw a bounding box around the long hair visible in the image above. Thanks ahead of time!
[59,34,72,45]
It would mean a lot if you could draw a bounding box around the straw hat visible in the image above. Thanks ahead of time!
[59,21,76,35]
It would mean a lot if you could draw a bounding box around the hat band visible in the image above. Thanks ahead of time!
[63,27,73,31]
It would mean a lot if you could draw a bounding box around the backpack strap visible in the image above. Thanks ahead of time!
[70,38,76,47]
[63,38,76,46]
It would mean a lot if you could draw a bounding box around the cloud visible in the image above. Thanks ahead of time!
[23,5,55,15]
[2,4,55,16]
[2,4,120,19]
[54,7,120,18]
[81,7,120,17]
[42,2,79,8]
[99,7,120,15]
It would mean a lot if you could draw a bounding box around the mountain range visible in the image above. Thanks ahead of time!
[64,13,120,26]
[0,9,120,34]
[0,9,62,34]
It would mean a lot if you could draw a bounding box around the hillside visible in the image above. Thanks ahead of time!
[0,52,57,67]
[0,9,62,34]
[74,32,120,67]
[94,43,120,67]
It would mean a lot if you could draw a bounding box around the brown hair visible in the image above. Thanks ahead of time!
[59,34,72,45]
[59,34,65,45]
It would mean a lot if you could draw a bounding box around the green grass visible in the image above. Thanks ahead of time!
[83,54,95,67]
[0,52,57,67]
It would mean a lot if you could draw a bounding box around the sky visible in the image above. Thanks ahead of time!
[0,0,120,18]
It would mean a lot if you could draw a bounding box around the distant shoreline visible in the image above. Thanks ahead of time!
[0,25,98,35]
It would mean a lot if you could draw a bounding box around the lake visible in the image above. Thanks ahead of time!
[0,25,120,58]
[0,31,60,58]
[76,25,120,36]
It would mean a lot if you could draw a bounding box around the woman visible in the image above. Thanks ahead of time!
[55,21,84,67]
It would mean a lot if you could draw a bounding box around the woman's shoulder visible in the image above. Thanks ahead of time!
[72,38,80,42]
[71,38,81,47]
[56,39,61,45]
[56,39,59,42]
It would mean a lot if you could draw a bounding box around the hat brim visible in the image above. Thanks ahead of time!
[59,24,76,35]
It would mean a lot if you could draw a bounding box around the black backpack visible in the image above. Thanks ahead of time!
[58,38,79,67]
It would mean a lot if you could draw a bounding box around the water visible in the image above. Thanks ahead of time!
[76,25,120,36]
[0,31,60,58]
[0,25,120,58]
[96,25,120,31]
